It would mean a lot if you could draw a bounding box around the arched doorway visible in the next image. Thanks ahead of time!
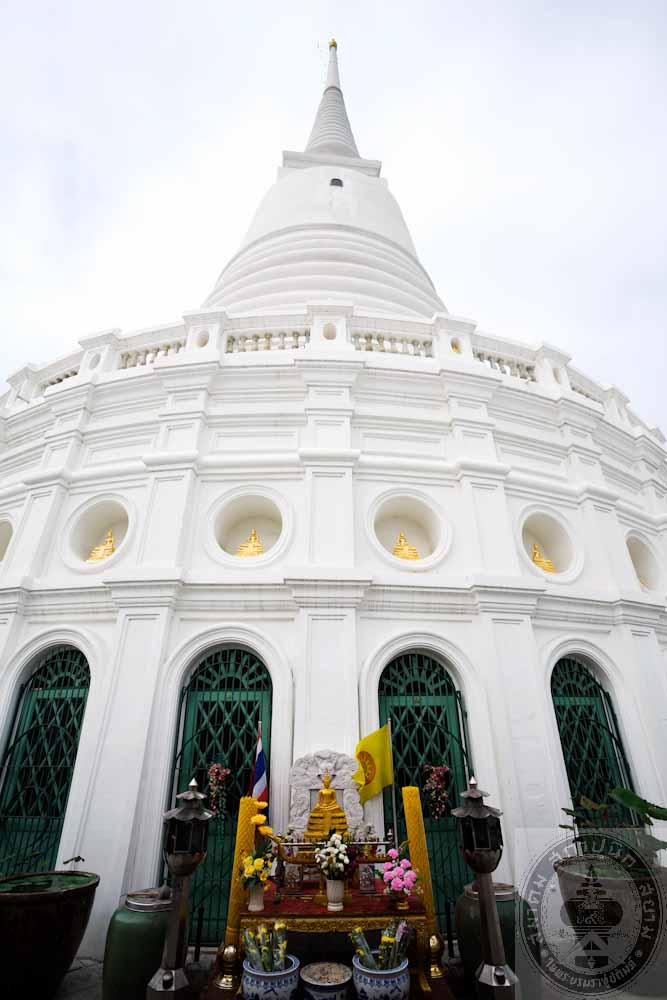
[170,646,272,944]
[378,650,472,931]
[0,645,90,873]
[551,656,636,825]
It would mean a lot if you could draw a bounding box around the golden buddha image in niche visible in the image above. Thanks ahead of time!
[393,531,419,560]
[86,530,115,563]
[236,528,264,557]
[304,771,349,842]
[532,542,555,573]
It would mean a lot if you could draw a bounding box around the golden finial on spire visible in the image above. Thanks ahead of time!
[329,38,337,50]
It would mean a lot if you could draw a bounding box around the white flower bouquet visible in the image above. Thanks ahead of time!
[314,832,350,881]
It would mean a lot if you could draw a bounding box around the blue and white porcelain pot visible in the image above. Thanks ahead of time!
[242,953,300,1000]
[352,953,410,1000]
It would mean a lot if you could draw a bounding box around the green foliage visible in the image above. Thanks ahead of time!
[610,788,667,823]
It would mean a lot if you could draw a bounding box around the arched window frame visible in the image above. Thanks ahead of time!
[550,654,638,828]
[0,644,90,873]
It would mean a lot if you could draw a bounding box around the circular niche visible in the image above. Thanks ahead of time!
[0,521,13,561]
[372,493,446,569]
[70,499,129,566]
[215,495,283,560]
[521,511,575,577]
[626,535,660,591]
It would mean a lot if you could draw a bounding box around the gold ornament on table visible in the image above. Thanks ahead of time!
[86,530,115,562]
[393,531,419,561]
[236,528,264,558]
[531,542,555,573]
[304,772,349,842]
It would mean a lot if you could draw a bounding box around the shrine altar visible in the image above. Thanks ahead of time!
[239,882,431,990]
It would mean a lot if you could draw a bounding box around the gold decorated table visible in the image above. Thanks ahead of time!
[239,882,431,991]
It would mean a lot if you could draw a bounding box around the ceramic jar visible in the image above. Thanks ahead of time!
[247,883,265,913]
[325,878,344,912]
[352,954,410,1000]
[242,954,300,1000]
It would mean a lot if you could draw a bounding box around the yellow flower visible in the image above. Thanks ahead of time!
[250,815,265,826]
[259,870,268,882]
[253,800,268,811]
[259,826,273,837]
[253,858,264,871]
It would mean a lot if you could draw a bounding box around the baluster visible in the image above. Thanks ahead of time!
[297,331,306,349]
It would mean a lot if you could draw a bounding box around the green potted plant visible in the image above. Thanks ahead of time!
[350,921,411,1000]
[555,790,667,997]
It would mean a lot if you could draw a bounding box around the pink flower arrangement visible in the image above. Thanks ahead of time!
[378,849,418,896]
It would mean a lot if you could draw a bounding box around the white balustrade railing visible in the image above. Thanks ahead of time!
[473,348,536,382]
[40,366,80,392]
[119,339,186,369]
[351,331,433,357]
[226,329,310,352]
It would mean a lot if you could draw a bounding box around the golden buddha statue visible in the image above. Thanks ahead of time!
[304,772,349,842]
[86,530,115,562]
[393,531,419,560]
[236,528,264,557]
[532,542,555,573]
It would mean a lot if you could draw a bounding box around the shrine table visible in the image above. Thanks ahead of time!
[239,882,431,991]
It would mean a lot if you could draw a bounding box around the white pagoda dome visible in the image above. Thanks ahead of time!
[204,41,445,320]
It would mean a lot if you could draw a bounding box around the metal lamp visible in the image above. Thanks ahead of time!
[452,778,518,997]
[147,778,213,998]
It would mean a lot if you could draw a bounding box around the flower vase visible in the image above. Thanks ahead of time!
[352,954,410,1000]
[390,891,410,912]
[248,884,265,913]
[325,878,344,912]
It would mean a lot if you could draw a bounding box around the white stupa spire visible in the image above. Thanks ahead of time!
[304,40,360,159]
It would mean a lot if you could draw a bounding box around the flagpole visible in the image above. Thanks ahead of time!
[248,719,261,797]
[387,717,399,853]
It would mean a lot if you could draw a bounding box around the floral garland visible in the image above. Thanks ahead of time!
[208,763,231,816]
[423,764,451,819]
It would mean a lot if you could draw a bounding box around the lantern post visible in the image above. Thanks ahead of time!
[452,777,518,997]
[147,778,213,998]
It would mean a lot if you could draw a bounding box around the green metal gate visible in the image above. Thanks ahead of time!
[378,651,473,931]
[551,656,636,826]
[171,647,272,945]
[0,645,90,874]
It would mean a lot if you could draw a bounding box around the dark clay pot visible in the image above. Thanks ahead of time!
[0,870,99,998]
[454,882,520,984]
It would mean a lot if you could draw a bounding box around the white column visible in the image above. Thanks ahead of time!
[76,583,178,956]
[286,577,369,760]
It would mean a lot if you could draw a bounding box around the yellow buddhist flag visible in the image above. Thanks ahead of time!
[352,724,394,804]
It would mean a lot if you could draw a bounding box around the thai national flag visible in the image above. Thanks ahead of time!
[250,721,268,803]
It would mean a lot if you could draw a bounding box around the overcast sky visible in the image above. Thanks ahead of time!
[1,1,665,430]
